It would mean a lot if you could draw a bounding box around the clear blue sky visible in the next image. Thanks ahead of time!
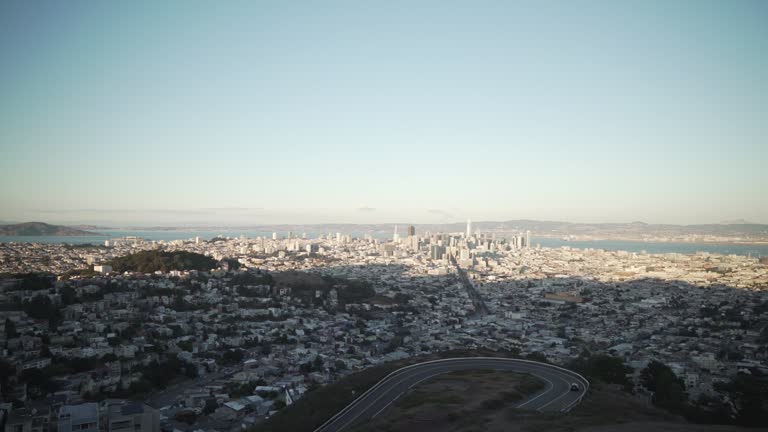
[1,0,766,226]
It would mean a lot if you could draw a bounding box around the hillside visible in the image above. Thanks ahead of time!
[254,352,752,432]
[356,380,750,432]
[108,250,218,273]
[0,222,101,236]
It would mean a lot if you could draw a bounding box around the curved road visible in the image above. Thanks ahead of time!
[315,357,589,432]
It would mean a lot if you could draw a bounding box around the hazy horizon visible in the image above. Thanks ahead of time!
[0,213,764,229]
[2,1,767,226]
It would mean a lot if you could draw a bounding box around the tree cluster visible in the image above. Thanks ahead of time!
[109,250,218,273]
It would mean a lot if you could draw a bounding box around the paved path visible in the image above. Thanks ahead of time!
[315,357,589,432]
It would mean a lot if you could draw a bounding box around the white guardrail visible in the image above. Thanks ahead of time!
[314,357,590,432]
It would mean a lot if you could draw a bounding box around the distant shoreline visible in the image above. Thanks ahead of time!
[533,234,768,246]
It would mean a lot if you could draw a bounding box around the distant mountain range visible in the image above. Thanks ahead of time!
[0,222,102,236]
[2,219,766,241]
[67,224,112,230]
[123,220,768,240]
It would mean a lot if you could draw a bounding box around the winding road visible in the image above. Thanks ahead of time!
[315,357,589,432]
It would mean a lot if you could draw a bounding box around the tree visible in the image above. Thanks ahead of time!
[20,368,57,399]
[570,354,633,391]
[100,353,118,363]
[715,375,768,427]
[0,359,16,397]
[383,336,403,354]
[525,352,548,363]
[219,258,241,271]
[177,340,194,352]
[203,399,218,415]
[22,295,61,328]
[60,286,77,305]
[221,349,244,366]
[4,318,18,338]
[312,355,323,371]
[109,250,217,273]
[173,410,197,425]
[641,361,687,412]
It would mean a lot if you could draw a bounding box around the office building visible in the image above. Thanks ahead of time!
[430,245,446,260]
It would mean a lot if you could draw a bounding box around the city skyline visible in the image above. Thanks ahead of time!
[2,1,767,225]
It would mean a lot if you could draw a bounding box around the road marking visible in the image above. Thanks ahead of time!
[371,391,403,418]
[331,371,424,431]
[516,373,554,409]
[408,371,445,389]
[536,372,573,411]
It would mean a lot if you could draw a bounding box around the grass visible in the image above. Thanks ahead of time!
[396,391,465,410]
[348,369,548,432]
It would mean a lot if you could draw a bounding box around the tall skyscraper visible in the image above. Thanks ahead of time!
[393,225,399,243]
[430,245,446,260]
[525,230,531,248]
[407,225,416,236]
[466,219,472,238]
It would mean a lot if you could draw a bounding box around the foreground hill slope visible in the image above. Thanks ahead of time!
[254,354,753,432]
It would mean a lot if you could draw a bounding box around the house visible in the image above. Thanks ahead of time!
[3,405,50,432]
[58,403,99,432]
[104,401,159,432]
[21,358,52,371]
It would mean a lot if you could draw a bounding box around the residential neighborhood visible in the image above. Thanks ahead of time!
[1,227,767,431]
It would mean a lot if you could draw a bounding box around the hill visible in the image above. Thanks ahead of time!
[108,250,218,273]
[0,222,101,236]
[254,351,752,432]
[356,380,749,432]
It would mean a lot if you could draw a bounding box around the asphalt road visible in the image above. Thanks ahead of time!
[315,357,589,432]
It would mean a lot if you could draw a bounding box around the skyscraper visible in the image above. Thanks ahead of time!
[393,225,399,243]
[407,225,416,236]
[526,230,531,248]
[466,219,472,238]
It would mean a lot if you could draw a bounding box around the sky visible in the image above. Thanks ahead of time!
[1,1,766,226]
